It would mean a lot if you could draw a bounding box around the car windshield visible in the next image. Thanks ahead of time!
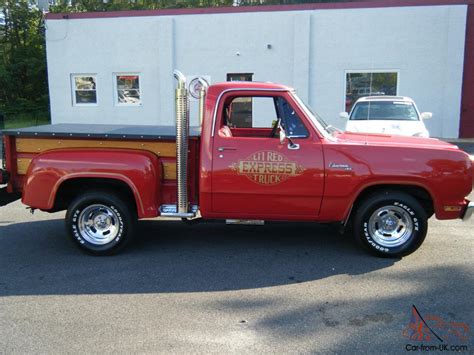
[290,92,337,138]
[350,101,419,121]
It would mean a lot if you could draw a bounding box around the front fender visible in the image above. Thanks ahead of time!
[22,149,162,218]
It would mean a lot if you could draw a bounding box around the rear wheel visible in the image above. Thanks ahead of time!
[353,191,428,258]
[65,191,136,255]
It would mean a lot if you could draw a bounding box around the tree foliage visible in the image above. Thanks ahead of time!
[49,0,354,13]
[0,0,48,114]
[49,0,234,13]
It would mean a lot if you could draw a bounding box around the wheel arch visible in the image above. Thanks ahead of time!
[52,176,140,215]
[346,183,435,223]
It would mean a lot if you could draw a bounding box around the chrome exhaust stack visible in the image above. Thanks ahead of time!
[197,78,209,126]
[160,70,205,218]
[173,70,192,217]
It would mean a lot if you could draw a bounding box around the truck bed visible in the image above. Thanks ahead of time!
[1,123,201,194]
[2,124,201,139]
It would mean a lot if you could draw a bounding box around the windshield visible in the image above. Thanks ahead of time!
[290,92,336,138]
[350,101,419,121]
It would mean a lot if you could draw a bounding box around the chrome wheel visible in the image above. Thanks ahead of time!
[78,204,120,245]
[368,205,413,247]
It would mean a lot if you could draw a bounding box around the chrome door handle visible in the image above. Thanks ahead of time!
[218,147,237,152]
[288,143,300,150]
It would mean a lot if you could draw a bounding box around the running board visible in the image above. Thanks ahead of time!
[159,204,199,218]
[226,219,265,225]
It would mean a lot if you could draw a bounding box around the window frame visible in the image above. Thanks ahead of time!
[71,74,98,107]
[114,72,142,107]
[344,69,400,112]
[218,92,311,140]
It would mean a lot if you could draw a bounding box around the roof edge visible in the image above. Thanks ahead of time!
[45,0,474,20]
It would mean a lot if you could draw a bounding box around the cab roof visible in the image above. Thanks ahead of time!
[208,81,292,94]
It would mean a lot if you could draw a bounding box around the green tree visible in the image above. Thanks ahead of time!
[239,0,358,5]
[0,0,49,116]
[49,0,234,12]
[49,0,351,12]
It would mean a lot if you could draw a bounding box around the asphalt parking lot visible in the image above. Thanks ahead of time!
[0,195,473,353]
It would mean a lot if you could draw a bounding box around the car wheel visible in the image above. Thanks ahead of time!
[65,190,136,255]
[353,191,428,258]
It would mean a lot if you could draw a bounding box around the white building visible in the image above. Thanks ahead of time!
[45,0,474,138]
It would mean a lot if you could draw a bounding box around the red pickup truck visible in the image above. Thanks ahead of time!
[1,71,473,257]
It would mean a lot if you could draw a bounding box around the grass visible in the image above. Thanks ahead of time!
[2,112,50,130]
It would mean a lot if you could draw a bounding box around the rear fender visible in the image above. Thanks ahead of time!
[22,149,162,218]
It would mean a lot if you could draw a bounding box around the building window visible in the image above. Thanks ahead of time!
[227,73,253,82]
[226,73,253,127]
[345,71,398,112]
[71,74,97,105]
[115,74,141,105]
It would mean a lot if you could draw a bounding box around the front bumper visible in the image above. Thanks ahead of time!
[462,202,474,221]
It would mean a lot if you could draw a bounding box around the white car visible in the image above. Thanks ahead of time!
[340,96,431,137]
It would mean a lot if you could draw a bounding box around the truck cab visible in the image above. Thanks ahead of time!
[199,82,324,220]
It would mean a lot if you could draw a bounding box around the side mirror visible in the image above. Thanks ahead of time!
[420,112,432,120]
[279,128,287,145]
[339,112,349,120]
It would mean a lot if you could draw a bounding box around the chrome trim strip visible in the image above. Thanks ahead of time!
[211,88,288,137]
[226,219,265,225]
[160,212,196,218]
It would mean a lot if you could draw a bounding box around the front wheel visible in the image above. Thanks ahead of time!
[65,191,136,255]
[353,191,428,258]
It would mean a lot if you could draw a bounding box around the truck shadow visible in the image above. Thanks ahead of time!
[0,219,397,296]
[203,264,473,352]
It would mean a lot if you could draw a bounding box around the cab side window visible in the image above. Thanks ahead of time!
[224,97,278,129]
[220,95,309,139]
